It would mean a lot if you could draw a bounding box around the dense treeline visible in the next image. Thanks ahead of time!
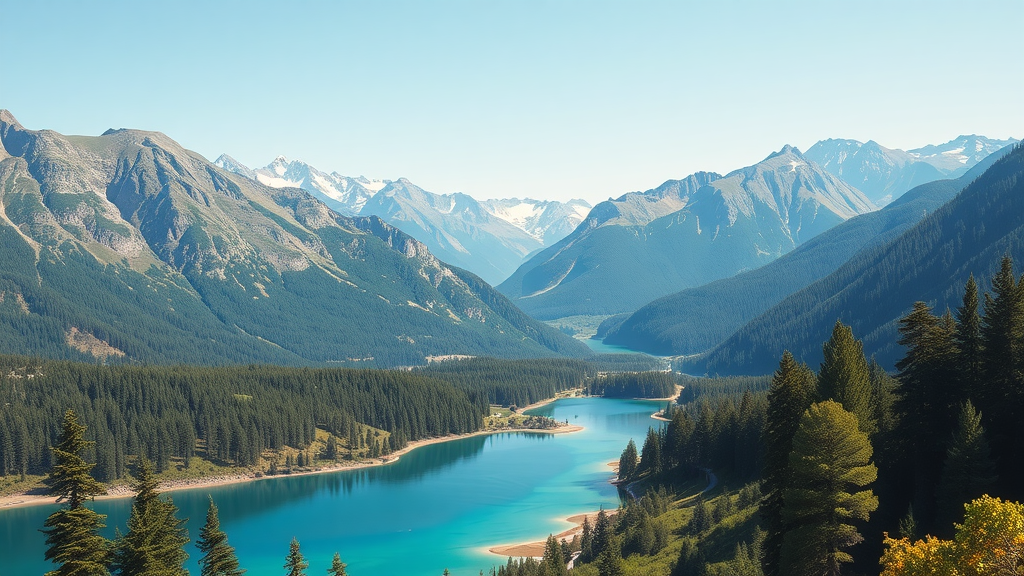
[420,358,596,408]
[675,375,770,404]
[0,359,483,480]
[588,372,678,399]
[617,390,767,484]
[600,255,1024,575]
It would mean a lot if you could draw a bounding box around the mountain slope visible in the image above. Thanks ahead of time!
[216,156,592,285]
[601,144,1014,355]
[358,179,543,285]
[683,143,1024,375]
[804,139,945,205]
[909,135,1018,175]
[497,147,876,319]
[214,154,384,216]
[480,197,591,245]
[805,135,1017,206]
[0,110,589,367]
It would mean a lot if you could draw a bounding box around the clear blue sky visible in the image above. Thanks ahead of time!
[2,0,1021,203]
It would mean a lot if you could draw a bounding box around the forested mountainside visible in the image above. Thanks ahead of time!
[0,111,588,367]
[215,155,592,285]
[600,144,1013,356]
[0,356,611,483]
[587,259,1024,575]
[498,146,875,319]
[684,143,1024,376]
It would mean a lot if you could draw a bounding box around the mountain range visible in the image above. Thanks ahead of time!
[683,142,1024,375]
[0,110,589,367]
[599,143,1014,355]
[214,155,591,285]
[497,146,876,319]
[804,135,1016,206]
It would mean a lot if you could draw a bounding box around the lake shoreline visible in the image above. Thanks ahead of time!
[486,509,619,559]
[0,422,584,511]
[486,390,678,560]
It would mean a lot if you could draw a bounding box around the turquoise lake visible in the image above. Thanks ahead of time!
[0,398,664,576]
[582,338,646,355]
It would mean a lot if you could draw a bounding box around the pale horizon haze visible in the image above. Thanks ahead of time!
[2,0,1021,203]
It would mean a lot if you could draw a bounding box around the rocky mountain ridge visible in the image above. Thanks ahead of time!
[0,110,589,366]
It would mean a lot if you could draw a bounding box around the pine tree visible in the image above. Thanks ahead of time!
[979,256,1024,489]
[671,540,706,576]
[817,320,875,435]
[894,299,961,507]
[541,534,568,576]
[197,497,244,576]
[665,408,694,470]
[780,401,878,576]
[955,274,983,397]
[41,409,111,576]
[618,439,638,481]
[593,509,612,559]
[934,401,998,530]
[113,458,190,576]
[326,552,347,576]
[868,360,897,440]
[637,427,662,476]
[579,515,594,563]
[284,538,308,576]
[597,539,624,576]
[689,499,712,534]
[760,352,814,576]
[897,504,917,541]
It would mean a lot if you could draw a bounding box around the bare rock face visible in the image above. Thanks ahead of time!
[498,146,876,319]
[0,110,589,366]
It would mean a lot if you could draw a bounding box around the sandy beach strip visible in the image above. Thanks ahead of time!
[487,510,618,558]
[0,423,584,510]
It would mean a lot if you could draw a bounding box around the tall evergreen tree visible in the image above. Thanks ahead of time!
[955,274,983,397]
[868,360,897,440]
[541,534,568,576]
[671,540,706,576]
[893,300,961,512]
[934,401,998,530]
[596,539,624,576]
[197,497,244,576]
[592,509,613,560]
[41,409,111,576]
[760,352,814,576]
[637,427,662,476]
[818,320,875,435]
[579,516,594,563]
[780,401,878,576]
[113,458,190,576]
[326,553,347,576]
[284,538,308,576]
[618,439,638,481]
[979,255,1024,490]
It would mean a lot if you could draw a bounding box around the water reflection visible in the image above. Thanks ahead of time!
[1,398,660,576]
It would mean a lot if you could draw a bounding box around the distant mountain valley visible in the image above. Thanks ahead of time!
[214,155,591,285]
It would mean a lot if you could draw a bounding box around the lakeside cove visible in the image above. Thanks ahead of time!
[0,397,666,576]
[0,395,582,511]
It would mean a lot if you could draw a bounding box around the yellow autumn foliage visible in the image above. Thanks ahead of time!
[880,496,1024,576]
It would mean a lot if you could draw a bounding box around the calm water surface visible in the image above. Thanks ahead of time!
[582,338,646,355]
[0,398,662,576]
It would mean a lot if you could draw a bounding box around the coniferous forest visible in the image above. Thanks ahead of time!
[0,358,615,482]
[580,256,1024,576]
[18,256,1024,575]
